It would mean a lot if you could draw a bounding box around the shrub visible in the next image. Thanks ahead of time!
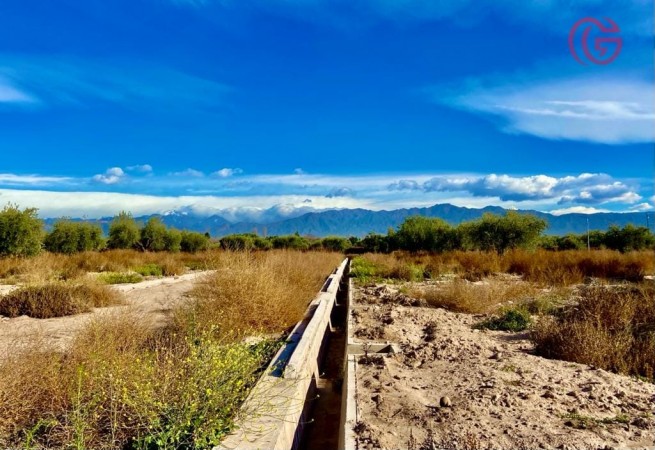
[396,216,459,252]
[0,204,44,257]
[180,231,210,253]
[532,284,655,381]
[44,220,104,254]
[319,236,352,252]
[461,211,547,253]
[107,212,140,250]
[476,307,533,332]
[139,217,169,251]
[99,272,143,284]
[133,264,163,277]
[0,282,122,318]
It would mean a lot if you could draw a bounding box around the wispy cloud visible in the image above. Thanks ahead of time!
[212,168,243,178]
[0,76,37,105]
[629,202,654,212]
[0,56,230,111]
[430,76,655,145]
[171,168,204,177]
[126,164,153,173]
[0,173,73,186]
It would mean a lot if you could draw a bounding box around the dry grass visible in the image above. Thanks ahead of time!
[533,284,655,381]
[352,249,654,286]
[0,249,213,284]
[412,277,539,314]
[0,250,344,449]
[181,250,344,337]
[0,281,123,318]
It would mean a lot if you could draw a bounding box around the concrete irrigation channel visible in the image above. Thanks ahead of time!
[217,258,395,450]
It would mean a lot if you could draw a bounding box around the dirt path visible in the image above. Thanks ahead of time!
[351,283,655,450]
[0,271,212,357]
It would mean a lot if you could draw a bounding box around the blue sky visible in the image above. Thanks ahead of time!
[0,0,653,220]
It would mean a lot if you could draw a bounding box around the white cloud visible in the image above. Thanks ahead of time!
[92,167,125,185]
[212,168,243,178]
[629,202,654,212]
[433,76,655,144]
[390,173,641,206]
[550,206,611,216]
[126,164,153,173]
[294,168,306,175]
[171,168,204,177]
[0,173,72,185]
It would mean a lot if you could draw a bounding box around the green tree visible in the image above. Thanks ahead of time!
[180,231,211,253]
[461,212,547,253]
[44,220,104,254]
[604,224,655,252]
[320,236,351,252]
[139,217,169,251]
[396,216,459,252]
[107,212,140,250]
[0,204,44,257]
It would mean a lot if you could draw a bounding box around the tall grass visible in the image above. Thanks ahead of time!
[412,277,538,314]
[0,250,343,449]
[0,249,210,284]
[533,284,655,381]
[181,251,344,337]
[351,249,654,286]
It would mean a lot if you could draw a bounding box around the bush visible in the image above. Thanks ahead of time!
[396,216,459,252]
[133,264,163,277]
[107,212,140,250]
[476,307,532,332]
[461,211,547,253]
[0,204,44,257]
[0,282,122,318]
[180,231,210,253]
[319,236,352,252]
[45,220,104,254]
[99,272,143,284]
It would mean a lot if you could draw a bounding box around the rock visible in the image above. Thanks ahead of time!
[491,393,500,402]
[542,391,556,399]
[491,352,503,360]
[440,396,452,407]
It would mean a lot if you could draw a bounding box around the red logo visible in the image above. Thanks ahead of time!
[568,17,622,65]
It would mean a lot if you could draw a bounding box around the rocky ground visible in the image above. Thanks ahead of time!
[351,283,655,450]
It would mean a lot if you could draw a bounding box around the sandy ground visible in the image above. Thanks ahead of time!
[351,283,655,450]
[0,271,212,357]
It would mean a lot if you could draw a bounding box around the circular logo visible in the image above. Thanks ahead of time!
[568,17,622,65]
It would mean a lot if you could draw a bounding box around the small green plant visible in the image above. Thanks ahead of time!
[350,257,380,282]
[99,272,143,285]
[133,264,163,277]
[476,307,532,332]
[562,413,631,429]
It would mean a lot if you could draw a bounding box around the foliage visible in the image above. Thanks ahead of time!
[44,220,104,254]
[180,231,211,253]
[0,204,44,257]
[133,264,164,277]
[319,236,352,252]
[107,212,140,250]
[461,211,547,253]
[395,216,459,252]
[99,272,144,284]
[476,307,533,332]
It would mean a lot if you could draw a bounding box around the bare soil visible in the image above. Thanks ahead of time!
[351,283,655,450]
[0,271,212,357]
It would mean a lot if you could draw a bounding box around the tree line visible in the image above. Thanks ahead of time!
[0,204,653,258]
[0,205,210,257]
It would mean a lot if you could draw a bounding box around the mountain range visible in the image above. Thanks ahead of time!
[43,204,653,238]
